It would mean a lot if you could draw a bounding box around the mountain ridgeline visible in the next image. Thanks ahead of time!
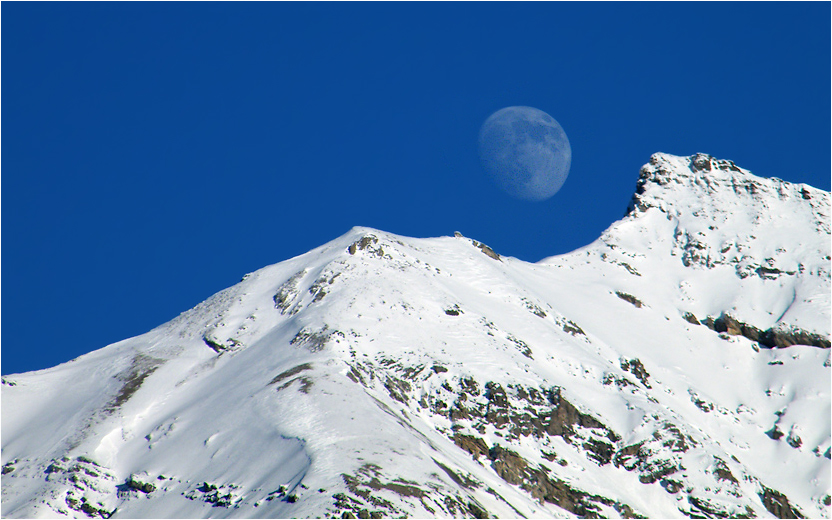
[2,153,829,519]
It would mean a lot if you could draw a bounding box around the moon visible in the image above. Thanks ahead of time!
[478,106,571,201]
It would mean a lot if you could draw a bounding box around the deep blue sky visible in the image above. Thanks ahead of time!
[3,2,829,375]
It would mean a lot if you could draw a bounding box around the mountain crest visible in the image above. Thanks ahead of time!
[638,152,822,198]
[2,154,829,519]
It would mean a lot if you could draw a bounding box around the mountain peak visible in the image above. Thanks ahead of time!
[2,153,829,519]
[582,153,830,337]
[628,152,827,218]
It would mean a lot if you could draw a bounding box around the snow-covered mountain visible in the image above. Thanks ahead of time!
[2,153,829,519]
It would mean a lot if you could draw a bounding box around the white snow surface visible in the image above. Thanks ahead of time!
[2,153,830,519]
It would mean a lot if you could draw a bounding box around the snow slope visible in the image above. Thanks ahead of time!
[2,153,829,519]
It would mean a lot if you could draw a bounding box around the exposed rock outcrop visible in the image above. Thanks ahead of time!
[704,313,830,349]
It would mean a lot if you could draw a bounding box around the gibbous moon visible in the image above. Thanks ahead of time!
[478,106,571,201]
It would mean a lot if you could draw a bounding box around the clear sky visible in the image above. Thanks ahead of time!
[3,2,830,375]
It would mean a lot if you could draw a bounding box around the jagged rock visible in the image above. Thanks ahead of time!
[487,446,528,486]
[273,270,306,315]
[126,472,156,493]
[660,479,682,494]
[713,313,744,336]
[615,291,643,308]
[488,445,621,518]
[712,458,738,485]
[760,487,805,519]
[705,313,830,349]
[545,387,611,440]
[290,327,344,352]
[454,433,489,459]
[766,426,784,441]
[582,439,614,466]
[761,326,830,349]
[620,359,651,388]
[348,235,384,257]
[786,432,802,449]
[683,312,700,325]
[467,501,488,519]
[471,240,501,261]
[268,363,313,386]
[637,460,681,485]
[383,376,411,403]
[484,382,509,408]
[75,499,114,519]
[203,334,237,353]
[690,153,713,172]
[561,319,585,336]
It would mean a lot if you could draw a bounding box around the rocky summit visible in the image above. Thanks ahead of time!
[2,153,829,519]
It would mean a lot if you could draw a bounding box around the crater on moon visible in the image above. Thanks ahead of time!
[478,106,571,201]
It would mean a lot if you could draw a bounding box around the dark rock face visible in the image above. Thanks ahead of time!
[683,312,700,325]
[561,319,585,336]
[690,153,713,172]
[546,387,613,440]
[67,497,113,519]
[712,314,748,336]
[687,496,755,519]
[582,439,615,466]
[453,434,489,459]
[470,239,501,261]
[126,474,155,494]
[615,291,643,308]
[203,336,227,353]
[704,312,830,349]
[268,363,313,386]
[444,306,462,316]
[348,235,385,257]
[2,460,16,475]
[759,487,805,519]
[488,446,528,486]
[761,327,830,349]
[765,426,784,441]
[309,270,341,303]
[291,327,345,353]
[485,382,509,408]
[487,445,636,518]
[620,359,651,388]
